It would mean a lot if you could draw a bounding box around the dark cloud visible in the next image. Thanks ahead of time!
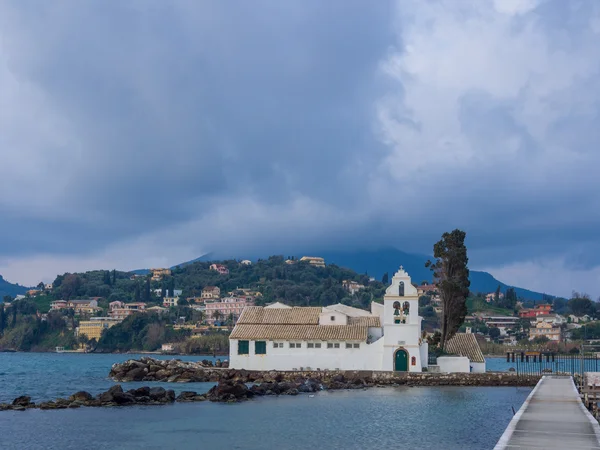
[1,0,600,297]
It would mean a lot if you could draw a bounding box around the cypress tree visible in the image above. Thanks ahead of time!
[426,229,470,349]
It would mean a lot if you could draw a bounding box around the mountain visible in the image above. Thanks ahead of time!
[168,247,552,301]
[0,275,28,300]
[314,248,553,301]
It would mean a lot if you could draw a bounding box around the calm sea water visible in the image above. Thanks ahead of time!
[0,353,529,449]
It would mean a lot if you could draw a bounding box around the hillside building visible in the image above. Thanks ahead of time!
[299,256,325,267]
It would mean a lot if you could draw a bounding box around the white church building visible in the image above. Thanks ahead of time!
[229,266,430,372]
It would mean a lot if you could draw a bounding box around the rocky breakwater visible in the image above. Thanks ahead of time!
[0,385,207,412]
[109,357,227,382]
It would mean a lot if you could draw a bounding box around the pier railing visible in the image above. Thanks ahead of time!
[506,350,600,388]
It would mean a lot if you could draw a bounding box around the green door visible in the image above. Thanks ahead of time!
[394,349,408,371]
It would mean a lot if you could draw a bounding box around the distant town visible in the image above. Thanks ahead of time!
[0,254,596,354]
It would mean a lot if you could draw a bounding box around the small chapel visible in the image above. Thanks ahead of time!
[229,266,429,372]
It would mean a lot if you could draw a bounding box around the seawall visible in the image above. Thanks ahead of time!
[110,357,541,387]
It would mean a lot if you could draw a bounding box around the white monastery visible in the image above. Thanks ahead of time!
[230,266,486,373]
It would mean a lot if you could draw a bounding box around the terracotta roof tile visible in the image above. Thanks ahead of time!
[445,333,485,363]
[348,316,381,327]
[230,324,367,341]
[237,306,321,325]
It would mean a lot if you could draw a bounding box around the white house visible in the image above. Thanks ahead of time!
[229,266,429,372]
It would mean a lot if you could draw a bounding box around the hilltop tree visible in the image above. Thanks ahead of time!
[61,274,82,300]
[568,293,595,316]
[112,269,116,285]
[494,285,501,303]
[426,229,470,349]
[382,272,389,284]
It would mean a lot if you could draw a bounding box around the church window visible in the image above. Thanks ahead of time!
[327,343,333,348]
[353,343,360,348]
[411,356,417,366]
[289,343,301,349]
[238,340,249,355]
[330,316,335,321]
[403,301,410,314]
[308,343,314,348]
[399,281,405,297]
[273,342,282,348]
[255,341,266,355]
[315,343,321,348]
[334,343,340,348]
[346,343,352,349]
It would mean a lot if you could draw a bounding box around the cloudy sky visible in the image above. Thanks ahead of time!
[1,0,599,298]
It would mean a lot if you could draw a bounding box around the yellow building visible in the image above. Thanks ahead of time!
[77,318,120,341]
[299,256,325,267]
[151,268,172,281]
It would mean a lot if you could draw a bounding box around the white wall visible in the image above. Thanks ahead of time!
[471,361,486,373]
[437,356,470,373]
[229,339,385,371]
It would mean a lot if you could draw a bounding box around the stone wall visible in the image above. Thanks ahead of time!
[110,357,541,387]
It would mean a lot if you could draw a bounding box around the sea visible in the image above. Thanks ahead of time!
[0,353,529,450]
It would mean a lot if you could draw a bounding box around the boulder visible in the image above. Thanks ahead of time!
[124,367,147,381]
[12,396,32,407]
[206,380,251,402]
[132,387,151,397]
[97,385,124,403]
[69,391,93,402]
[149,387,167,401]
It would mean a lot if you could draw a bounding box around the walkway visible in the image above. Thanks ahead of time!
[494,376,600,449]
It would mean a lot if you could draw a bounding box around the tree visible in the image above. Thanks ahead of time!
[134,283,141,302]
[426,229,470,350]
[381,272,389,284]
[212,310,223,324]
[489,327,501,340]
[0,307,6,336]
[568,293,594,316]
[493,285,501,304]
[502,287,518,310]
[168,277,175,297]
[178,297,188,306]
[112,269,116,285]
[144,278,151,302]
[61,274,82,300]
[2,295,11,303]
[37,282,45,290]
[12,305,17,327]
[78,333,89,349]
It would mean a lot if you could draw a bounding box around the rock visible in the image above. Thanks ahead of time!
[97,385,124,403]
[39,401,57,410]
[167,375,180,383]
[12,396,32,407]
[69,391,93,402]
[165,390,176,402]
[112,392,136,405]
[207,380,251,402]
[176,391,203,402]
[149,387,167,401]
[129,387,150,398]
[124,367,147,381]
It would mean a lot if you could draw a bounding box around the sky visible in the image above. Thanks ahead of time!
[1,0,600,298]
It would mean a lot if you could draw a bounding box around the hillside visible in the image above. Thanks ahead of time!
[0,275,28,300]
[173,248,553,301]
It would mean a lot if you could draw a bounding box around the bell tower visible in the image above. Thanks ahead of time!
[381,265,425,372]
[383,266,419,326]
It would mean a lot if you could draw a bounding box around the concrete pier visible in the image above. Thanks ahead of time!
[495,376,600,449]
